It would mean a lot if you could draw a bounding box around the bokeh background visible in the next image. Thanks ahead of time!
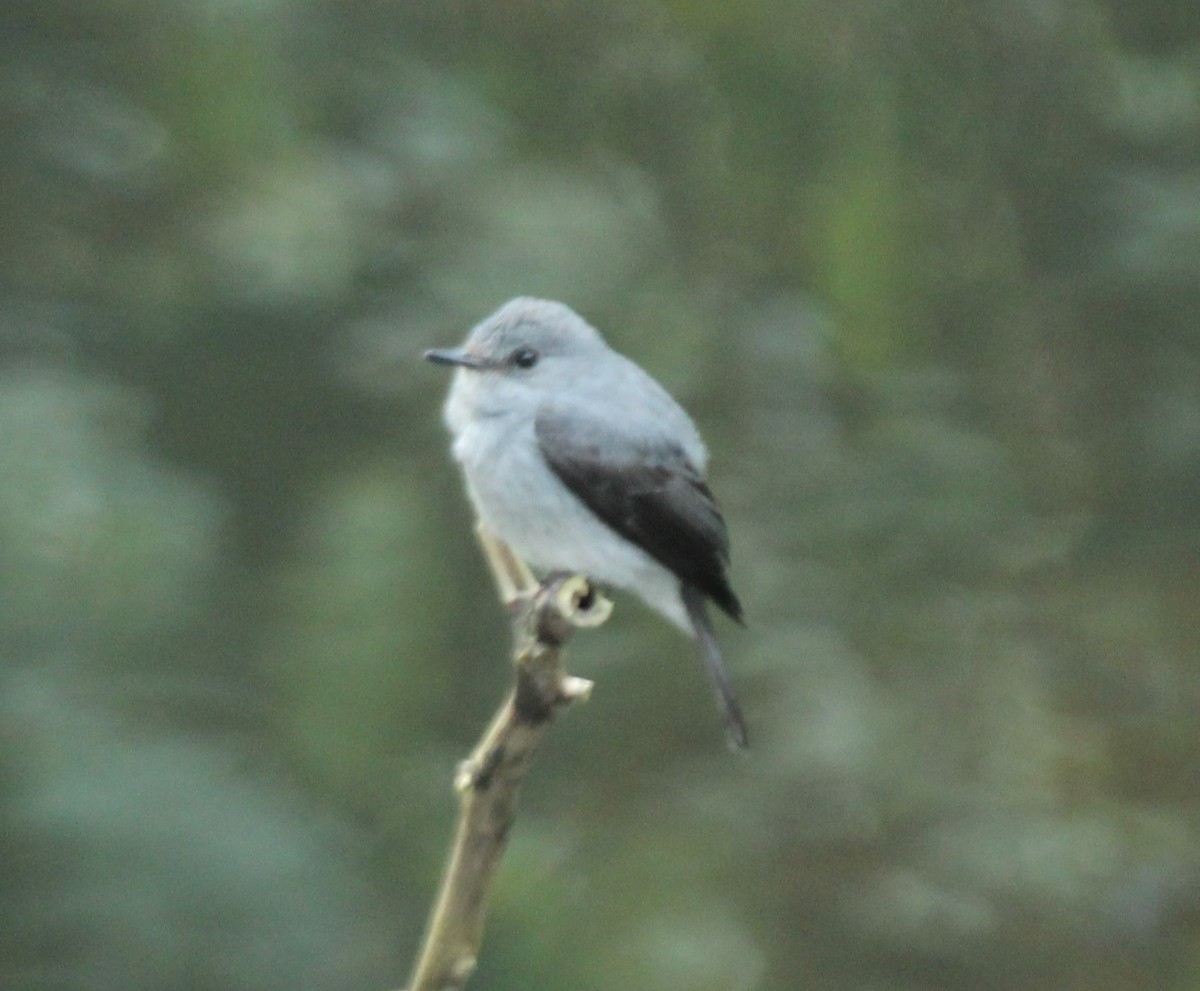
[4,1,1200,989]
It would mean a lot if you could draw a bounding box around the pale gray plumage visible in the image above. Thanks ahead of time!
[425,297,747,748]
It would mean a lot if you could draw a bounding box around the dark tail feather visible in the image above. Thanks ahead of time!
[681,584,748,750]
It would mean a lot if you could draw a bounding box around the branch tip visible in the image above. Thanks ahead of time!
[560,675,594,702]
[550,575,614,628]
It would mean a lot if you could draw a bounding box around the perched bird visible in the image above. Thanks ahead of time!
[425,297,747,748]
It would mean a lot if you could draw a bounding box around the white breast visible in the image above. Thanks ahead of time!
[450,412,689,630]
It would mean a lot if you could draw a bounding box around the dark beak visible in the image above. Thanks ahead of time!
[423,347,487,369]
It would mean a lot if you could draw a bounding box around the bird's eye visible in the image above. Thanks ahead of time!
[511,347,540,369]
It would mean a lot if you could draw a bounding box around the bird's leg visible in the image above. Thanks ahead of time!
[474,523,613,628]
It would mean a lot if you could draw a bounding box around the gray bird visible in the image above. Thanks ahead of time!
[425,297,747,748]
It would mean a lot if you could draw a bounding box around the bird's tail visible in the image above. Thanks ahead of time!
[681,584,748,750]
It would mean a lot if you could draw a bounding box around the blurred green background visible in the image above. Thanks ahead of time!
[4,1,1200,989]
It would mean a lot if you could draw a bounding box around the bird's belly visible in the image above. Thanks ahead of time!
[456,420,629,573]
[453,419,687,627]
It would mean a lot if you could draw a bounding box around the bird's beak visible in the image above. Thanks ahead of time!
[423,347,488,369]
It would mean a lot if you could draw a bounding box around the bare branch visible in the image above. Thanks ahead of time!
[404,527,610,991]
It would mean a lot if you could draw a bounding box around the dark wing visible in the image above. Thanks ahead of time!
[535,404,742,621]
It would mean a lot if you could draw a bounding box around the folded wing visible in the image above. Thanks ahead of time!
[535,403,742,621]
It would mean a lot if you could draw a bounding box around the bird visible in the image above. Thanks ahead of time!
[425,297,747,748]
